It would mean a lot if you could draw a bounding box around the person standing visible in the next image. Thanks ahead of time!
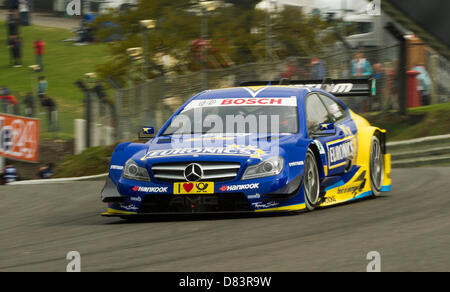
[24,92,35,117]
[38,76,48,99]
[7,35,17,67]
[33,38,45,72]
[8,35,22,67]
[412,63,432,106]
[41,95,58,132]
[7,10,20,38]
[38,163,54,179]
[350,51,372,78]
[1,86,12,113]
[1,164,19,184]
[350,51,372,113]
[18,0,30,26]
[12,36,22,67]
[372,63,385,111]
[310,58,326,80]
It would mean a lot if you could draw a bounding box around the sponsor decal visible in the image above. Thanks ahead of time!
[289,161,304,167]
[337,185,361,195]
[247,193,261,199]
[252,201,279,209]
[293,83,354,94]
[327,137,355,169]
[183,97,297,110]
[329,104,343,119]
[119,204,139,211]
[174,182,214,195]
[322,196,336,204]
[313,140,326,154]
[110,165,124,170]
[132,186,168,193]
[219,183,260,192]
[337,173,366,196]
[130,196,142,202]
[0,114,40,162]
[141,145,265,160]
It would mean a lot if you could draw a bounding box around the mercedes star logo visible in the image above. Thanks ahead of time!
[184,163,204,182]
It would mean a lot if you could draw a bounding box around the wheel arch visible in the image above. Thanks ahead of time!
[308,142,326,179]
[355,126,387,166]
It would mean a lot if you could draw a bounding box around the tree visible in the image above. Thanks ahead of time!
[94,0,335,84]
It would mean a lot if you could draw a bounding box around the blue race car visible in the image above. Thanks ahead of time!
[101,79,391,217]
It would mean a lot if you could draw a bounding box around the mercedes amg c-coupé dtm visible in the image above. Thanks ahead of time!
[101,78,391,217]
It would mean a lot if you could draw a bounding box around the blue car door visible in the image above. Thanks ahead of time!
[305,93,349,176]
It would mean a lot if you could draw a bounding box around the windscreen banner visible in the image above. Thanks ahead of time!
[0,114,40,163]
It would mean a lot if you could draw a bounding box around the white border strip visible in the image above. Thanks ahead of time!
[387,134,450,147]
[8,173,108,185]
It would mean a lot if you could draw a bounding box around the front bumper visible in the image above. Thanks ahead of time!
[101,173,305,216]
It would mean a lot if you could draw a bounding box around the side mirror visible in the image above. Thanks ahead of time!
[139,127,155,141]
[311,123,336,137]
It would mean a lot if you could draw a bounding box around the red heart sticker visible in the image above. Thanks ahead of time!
[183,183,194,193]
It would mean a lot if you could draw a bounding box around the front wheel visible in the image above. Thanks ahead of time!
[304,149,320,211]
[370,135,384,197]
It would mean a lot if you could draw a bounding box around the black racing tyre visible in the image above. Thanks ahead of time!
[304,149,320,211]
[369,135,384,197]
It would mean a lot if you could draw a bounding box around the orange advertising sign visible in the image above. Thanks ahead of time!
[0,114,40,163]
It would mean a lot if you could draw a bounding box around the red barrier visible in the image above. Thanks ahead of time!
[406,70,422,108]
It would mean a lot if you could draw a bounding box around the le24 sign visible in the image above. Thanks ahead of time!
[0,114,40,163]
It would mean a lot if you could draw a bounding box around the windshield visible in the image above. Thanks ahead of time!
[345,21,373,36]
[162,98,299,135]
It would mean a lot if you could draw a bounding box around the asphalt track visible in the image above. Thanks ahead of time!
[0,167,449,272]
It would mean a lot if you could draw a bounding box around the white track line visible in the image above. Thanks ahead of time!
[8,173,108,185]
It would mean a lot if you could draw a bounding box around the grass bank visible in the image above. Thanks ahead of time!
[364,102,450,141]
[0,21,110,139]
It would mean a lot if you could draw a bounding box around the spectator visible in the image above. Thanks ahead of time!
[8,35,22,67]
[41,95,58,132]
[38,76,48,99]
[350,51,372,78]
[7,10,20,38]
[385,60,399,110]
[350,51,372,113]
[33,38,45,72]
[372,63,385,111]
[1,86,12,113]
[0,85,11,96]
[1,164,19,185]
[412,63,432,106]
[310,58,326,80]
[18,0,30,26]
[7,35,16,66]
[24,92,35,117]
[38,163,54,179]
[280,59,298,80]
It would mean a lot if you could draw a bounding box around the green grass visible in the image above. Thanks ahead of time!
[53,144,116,178]
[0,21,110,138]
[364,102,450,141]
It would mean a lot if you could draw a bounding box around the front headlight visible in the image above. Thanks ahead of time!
[242,156,284,180]
[122,159,151,182]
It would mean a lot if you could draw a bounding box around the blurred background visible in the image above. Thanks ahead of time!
[0,0,449,181]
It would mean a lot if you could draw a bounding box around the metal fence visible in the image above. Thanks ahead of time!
[101,44,447,142]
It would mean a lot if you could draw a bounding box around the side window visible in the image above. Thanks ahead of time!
[305,94,331,135]
[319,94,348,122]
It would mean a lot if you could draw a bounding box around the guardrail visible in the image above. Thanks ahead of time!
[388,134,450,168]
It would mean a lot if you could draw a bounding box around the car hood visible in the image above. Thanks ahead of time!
[132,133,299,166]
